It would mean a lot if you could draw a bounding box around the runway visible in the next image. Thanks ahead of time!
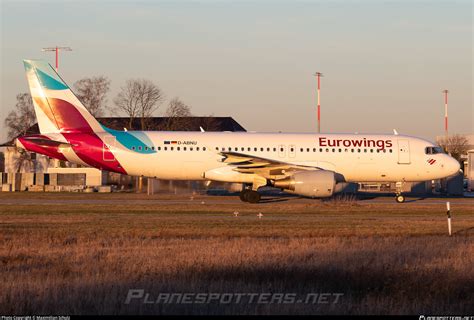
[1,193,473,207]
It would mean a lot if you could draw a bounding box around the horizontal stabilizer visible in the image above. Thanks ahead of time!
[17,136,71,148]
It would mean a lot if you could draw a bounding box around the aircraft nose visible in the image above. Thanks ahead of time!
[446,156,460,176]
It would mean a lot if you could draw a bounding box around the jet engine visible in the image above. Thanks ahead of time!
[273,170,339,198]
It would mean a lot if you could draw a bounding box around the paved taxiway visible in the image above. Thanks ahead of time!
[1,194,473,207]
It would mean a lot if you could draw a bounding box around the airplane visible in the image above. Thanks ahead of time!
[15,60,460,203]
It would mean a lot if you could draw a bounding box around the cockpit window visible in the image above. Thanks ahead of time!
[425,146,444,154]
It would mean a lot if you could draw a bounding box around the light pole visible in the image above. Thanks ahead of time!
[314,72,323,133]
[442,89,449,140]
[41,46,72,72]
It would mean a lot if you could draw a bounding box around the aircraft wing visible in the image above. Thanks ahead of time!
[219,151,320,179]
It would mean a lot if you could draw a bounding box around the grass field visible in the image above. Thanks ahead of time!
[0,192,473,315]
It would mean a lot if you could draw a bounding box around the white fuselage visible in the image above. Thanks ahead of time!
[96,132,459,183]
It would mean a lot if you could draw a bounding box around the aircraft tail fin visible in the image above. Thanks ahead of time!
[23,60,104,134]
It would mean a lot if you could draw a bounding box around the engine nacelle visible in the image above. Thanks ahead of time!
[273,170,336,198]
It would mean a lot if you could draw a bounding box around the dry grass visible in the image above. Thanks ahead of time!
[0,193,473,315]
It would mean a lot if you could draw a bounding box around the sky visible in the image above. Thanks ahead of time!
[0,0,472,143]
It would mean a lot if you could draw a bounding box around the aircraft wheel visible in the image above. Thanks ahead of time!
[239,190,250,202]
[247,191,261,204]
[395,195,405,203]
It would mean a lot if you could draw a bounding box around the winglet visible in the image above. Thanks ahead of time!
[393,129,399,135]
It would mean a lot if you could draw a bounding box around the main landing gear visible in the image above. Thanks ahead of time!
[239,189,261,203]
[239,183,262,203]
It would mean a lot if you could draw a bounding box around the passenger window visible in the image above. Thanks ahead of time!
[313,148,316,152]
[196,147,200,151]
[319,148,323,152]
[267,147,270,151]
[177,147,180,151]
[184,147,187,151]
[273,147,276,152]
[171,147,174,151]
[254,147,257,151]
[260,147,264,152]
[389,149,392,153]
[138,146,142,151]
[164,147,167,151]
[132,146,136,150]
[299,148,302,152]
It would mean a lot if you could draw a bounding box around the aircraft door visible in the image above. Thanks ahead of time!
[397,139,410,164]
[289,144,296,158]
[103,136,116,161]
[278,145,286,158]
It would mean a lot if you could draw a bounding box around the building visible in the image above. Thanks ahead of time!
[467,150,474,192]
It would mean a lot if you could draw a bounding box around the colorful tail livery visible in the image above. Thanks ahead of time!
[21,60,127,174]
[24,60,103,134]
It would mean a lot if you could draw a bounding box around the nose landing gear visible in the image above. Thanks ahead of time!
[395,181,405,203]
[395,194,405,203]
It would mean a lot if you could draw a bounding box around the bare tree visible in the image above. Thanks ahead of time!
[113,80,140,129]
[162,97,193,130]
[437,134,469,162]
[4,93,36,140]
[13,148,34,173]
[114,79,164,130]
[165,97,192,117]
[4,93,37,172]
[73,76,110,117]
